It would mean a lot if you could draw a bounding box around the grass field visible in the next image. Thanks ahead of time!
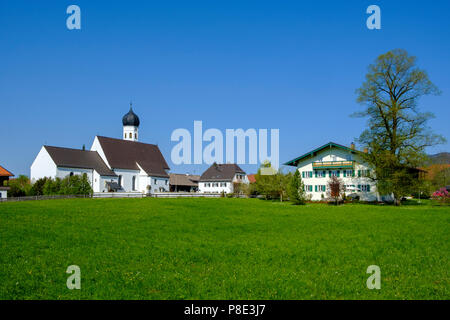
[0,198,448,299]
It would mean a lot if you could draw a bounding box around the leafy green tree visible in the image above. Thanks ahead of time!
[288,170,306,205]
[29,177,48,196]
[254,162,291,202]
[353,49,446,205]
[6,175,31,197]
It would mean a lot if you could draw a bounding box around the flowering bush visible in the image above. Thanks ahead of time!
[431,187,450,205]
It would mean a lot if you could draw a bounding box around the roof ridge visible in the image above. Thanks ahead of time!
[96,135,158,147]
[44,145,96,152]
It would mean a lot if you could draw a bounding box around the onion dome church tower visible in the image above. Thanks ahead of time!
[122,103,140,142]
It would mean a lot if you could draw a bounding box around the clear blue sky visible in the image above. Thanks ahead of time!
[1,0,449,176]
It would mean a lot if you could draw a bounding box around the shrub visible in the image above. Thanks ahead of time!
[6,175,32,197]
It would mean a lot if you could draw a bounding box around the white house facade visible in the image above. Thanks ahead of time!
[30,106,170,194]
[284,142,385,201]
[199,163,248,194]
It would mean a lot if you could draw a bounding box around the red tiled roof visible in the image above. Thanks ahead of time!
[0,166,14,177]
[247,174,256,183]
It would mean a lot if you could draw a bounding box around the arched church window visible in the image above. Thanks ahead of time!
[132,176,136,191]
[135,133,137,139]
[70,172,74,177]
[118,175,122,186]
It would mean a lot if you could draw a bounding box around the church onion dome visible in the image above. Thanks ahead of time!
[122,107,140,127]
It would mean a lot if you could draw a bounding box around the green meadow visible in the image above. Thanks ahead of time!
[0,198,448,299]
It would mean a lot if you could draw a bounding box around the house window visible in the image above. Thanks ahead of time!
[154,179,157,184]
[132,176,136,191]
[70,172,74,177]
[302,171,313,179]
[165,180,168,185]
[343,170,353,177]
[329,170,340,177]
[315,185,326,192]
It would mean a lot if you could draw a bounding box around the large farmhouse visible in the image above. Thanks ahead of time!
[31,106,170,194]
[198,163,248,194]
[284,142,387,201]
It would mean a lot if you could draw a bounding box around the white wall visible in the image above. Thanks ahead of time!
[114,168,141,192]
[0,190,7,198]
[149,176,169,193]
[199,173,248,194]
[199,181,233,194]
[296,148,379,201]
[30,147,57,182]
[90,136,111,169]
[56,167,93,181]
[92,171,119,193]
[123,125,138,142]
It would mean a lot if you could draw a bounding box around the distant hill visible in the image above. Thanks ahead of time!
[427,152,450,165]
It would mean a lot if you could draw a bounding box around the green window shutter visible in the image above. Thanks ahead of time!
[367,185,371,192]
[310,171,313,178]
[315,185,317,192]
[329,171,331,178]
[302,172,304,178]
[315,171,318,178]
[343,170,346,177]
[352,170,355,177]
[358,170,361,177]
[337,170,340,177]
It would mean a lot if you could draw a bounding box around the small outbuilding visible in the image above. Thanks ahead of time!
[169,173,200,192]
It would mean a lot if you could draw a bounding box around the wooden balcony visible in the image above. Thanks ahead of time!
[312,160,355,170]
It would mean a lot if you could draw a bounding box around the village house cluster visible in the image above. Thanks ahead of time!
[0,105,389,201]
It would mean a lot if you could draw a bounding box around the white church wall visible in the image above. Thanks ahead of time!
[149,176,169,193]
[114,168,141,192]
[56,167,93,184]
[90,136,111,169]
[30,147,57,182]
[123,125,138,142]
[93,170,119,193]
